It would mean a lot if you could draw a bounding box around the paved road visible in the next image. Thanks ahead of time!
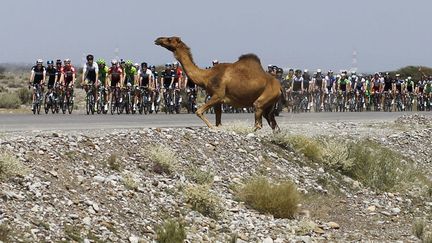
[1,111,430,132]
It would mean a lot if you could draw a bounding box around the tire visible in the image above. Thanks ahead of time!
[44,94,50,114]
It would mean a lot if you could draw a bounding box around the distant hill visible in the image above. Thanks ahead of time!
[390,66,432,81]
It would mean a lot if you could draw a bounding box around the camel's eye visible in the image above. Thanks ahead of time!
[167,38,172,42]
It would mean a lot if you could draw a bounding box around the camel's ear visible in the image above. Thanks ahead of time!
[172,37,181,44]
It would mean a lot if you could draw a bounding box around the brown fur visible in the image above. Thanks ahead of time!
[155,36,281,131]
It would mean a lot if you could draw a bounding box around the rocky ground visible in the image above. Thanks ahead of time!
[0,114,431,243]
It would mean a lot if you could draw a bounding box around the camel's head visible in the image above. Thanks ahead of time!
[155,36,183,52]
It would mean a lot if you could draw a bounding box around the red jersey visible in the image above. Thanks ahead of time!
[108,66,123,83]
[62,65,76,83]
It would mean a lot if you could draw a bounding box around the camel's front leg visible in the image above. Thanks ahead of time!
[196,96,222,128]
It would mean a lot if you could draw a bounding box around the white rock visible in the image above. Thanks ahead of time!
[129,235,140,243]
[262,236,273,243]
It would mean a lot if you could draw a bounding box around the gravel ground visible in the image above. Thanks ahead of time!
[0,114,431,242]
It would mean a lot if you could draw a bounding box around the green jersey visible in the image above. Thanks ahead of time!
[98,66,109,83]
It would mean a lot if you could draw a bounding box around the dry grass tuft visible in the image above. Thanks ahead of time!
[0,152,29,180]
[156,219,186,243]
[107,154,121,171]
[237,176,300,219]
[185,184,221,219]
[271,133,322,162]
[147,145,177,175]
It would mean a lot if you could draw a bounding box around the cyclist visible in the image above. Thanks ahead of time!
[161,63,174,94]
[312,69,325,109]
[382,72,393,108]
[338,71,350,109]
[324,70,336,107]
[426,76,432,109]
[82,54,99,104]
[135,62,155,111]
[353,72,365,107]
[290,69,304,111]
[394,74,405,110]
[107,60,123,107]
[29,59,46,111]
[97,59,109,111]
[45,60,57,90]
[370,72,382,110]
[123,60,137,87]
[302,69,312,110]
[55,59,63,84]
[364,75,372,109]
[416,75,427,110]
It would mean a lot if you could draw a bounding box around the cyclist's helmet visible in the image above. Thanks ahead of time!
[125,60,133,66]
[317,69,322,73]
[47,60,54,65]
[134,63,139,69]
[64,59,71,64]
[36,59,43,65]
[141,62,148,68]
[96,59,105,65]
[56,59,62,65]
[86,54,94,61]
[111,59,118,65]
[213,60,219,65]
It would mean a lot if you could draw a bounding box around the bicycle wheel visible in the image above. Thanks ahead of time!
[44,94,50,114]
[68,96,73,114]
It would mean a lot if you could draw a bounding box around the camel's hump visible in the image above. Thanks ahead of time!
[238,54,261,64]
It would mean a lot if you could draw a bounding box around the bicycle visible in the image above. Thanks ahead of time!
[110,86,121,115]
[137,86,152,115]
[96,86,108,114]
[43,85,56,114]
[394,92,404,112]
[323,91,333,112]
[348,91,356,112]
[61,84,74,114]
[417,93,425,111]
[186,88,197,114]
[163,88,175,114]
[383,91,392,112]
[84,84,96,115]
[153,89,160,114]
[31,84,43,115]
[405,92,414,111]
[313,90,321,112]
[336,91,347,112]
[356,90,365,112]
[120,84,133,114]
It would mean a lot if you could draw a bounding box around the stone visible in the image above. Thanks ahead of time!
[129,235,139,243]
[327,222,340,229]
[262,236,273,243]
[390,208,401,215]
[367,205,376,212]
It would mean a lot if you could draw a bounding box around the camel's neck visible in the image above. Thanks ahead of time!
[174,48,209,88]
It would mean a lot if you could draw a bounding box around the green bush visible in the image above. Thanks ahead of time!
[238,176,300,219]
[16,87,32,104]
[108,154,121,171]
[185,184,221,219]
[156,219,186,243]
[0,92,20,109]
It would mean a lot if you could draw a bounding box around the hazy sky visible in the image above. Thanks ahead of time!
[1,0,431,72]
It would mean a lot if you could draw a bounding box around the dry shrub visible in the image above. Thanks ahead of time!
[156,219,186,243]
[185,184,221,219]
[271,133,322,162]
[188,167,214,185]
[0,152,29,180]
[238,176,300,219]
[16,87,32,104]
[0,92,20,109]
[148,145,177,175]
[108,154,121,171]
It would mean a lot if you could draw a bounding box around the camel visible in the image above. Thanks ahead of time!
[155,36,282,131]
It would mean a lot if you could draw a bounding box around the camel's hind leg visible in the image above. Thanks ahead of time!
[263,104,280,132]
[254,88,281,131]
[196,96,223,128]
[214,103,222,126]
